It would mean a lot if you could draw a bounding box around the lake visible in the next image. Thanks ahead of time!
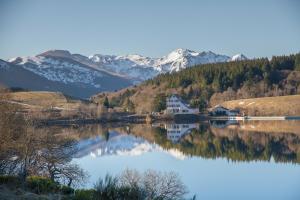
[1,119,300,199]
[67,120,300,200]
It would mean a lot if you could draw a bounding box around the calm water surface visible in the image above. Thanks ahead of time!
[69,120,300,200]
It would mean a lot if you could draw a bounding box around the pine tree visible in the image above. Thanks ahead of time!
[295,53,300,71]
[123,97,135,112]
[187,86,194,99]
[103,96,109,108]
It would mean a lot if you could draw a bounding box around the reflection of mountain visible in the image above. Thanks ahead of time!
[39,121,300,164]
[74,131,187,160]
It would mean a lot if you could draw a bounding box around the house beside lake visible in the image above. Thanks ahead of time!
[210,105,240,116]
[166,94,199,115]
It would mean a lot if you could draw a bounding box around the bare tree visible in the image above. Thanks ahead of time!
[37,133,88,187]
[118,169,187,200]
[119,168,141,189]
[58,163,89,187]
[143,170,187,200]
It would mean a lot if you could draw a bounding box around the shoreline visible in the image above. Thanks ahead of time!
[35,114,300,126]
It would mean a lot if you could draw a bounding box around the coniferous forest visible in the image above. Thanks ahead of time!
[94,53,300,112]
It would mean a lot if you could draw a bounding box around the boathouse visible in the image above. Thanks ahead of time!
[210,105,240,116]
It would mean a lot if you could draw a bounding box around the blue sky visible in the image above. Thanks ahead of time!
[0,0,299,59]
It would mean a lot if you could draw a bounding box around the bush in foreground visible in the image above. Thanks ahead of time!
[26,176,60,194]
[93,169,188,200]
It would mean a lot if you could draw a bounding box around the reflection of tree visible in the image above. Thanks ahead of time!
[0,91,88,187]
[104,130,110,141]
[37,133,88,187]
[152,126,300,164]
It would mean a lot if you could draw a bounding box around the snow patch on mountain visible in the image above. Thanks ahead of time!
[230,54,248,61]
[89,48,243,81]
[89,54,159,82]
[9,56,104,88]
[155,48,230,72]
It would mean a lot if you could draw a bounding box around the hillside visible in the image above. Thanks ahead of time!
[2,91,103,120]
[220,95,300,116]
[92,53,300,115]
[1,54,132,99]
[2,49,248,98]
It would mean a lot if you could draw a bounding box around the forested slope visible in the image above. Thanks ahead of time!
[92,53,300,114]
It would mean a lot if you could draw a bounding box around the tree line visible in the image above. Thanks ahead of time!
[145,53,300,110]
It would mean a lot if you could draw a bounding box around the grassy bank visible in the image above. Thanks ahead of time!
[220,95,300,116]
[1,91,115,120]
[0,170,191,200]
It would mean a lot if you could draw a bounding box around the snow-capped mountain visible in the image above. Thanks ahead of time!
[2,49,247,97]
[155,48,231,73]
[89,54,159,82]
[89,48,247,81]
[2,50,132,98]
[230,54,248,61]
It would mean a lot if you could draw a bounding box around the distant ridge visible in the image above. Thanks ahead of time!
[2,48,248,98]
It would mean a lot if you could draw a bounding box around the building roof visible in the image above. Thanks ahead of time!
[211,105,240,113]
[213,105,229,110]
[167,94,192,108]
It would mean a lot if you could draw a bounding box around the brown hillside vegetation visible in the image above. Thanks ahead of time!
[221,95,300,116]
[8,91,68,106]
[91,83,184,114]
[1,91,105,119]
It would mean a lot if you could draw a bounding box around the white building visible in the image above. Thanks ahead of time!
[166,123,198,143]
[166,95,199,115]
[210,105,240,116]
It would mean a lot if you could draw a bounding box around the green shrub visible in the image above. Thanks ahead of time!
[117,186,143,200]
[94,174,119,200]
[74,189,95,200]
[0,175,20,185]
[26,176,59,194]
[61,185,74,195]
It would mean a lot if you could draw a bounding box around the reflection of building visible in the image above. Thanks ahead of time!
[166,95,199,115]
[210,105,239,116]
[166,123,198,143]
[210,120,239,128]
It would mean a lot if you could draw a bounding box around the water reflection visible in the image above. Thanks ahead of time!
[2,120,300,198]
[158,120,300,164]
[67,121,300,199]
[165,123,198,143]
[209,120,239,128]
[63,120,300,164]
[75,132,160,158]
[2,119,300,170]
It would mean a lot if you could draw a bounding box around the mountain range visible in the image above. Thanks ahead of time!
[0,49,247,98]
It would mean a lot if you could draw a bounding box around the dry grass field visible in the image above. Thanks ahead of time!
[221,95,300,116]
[6,91,81,111]
[3,91,103,119]
[9,91,68,106]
